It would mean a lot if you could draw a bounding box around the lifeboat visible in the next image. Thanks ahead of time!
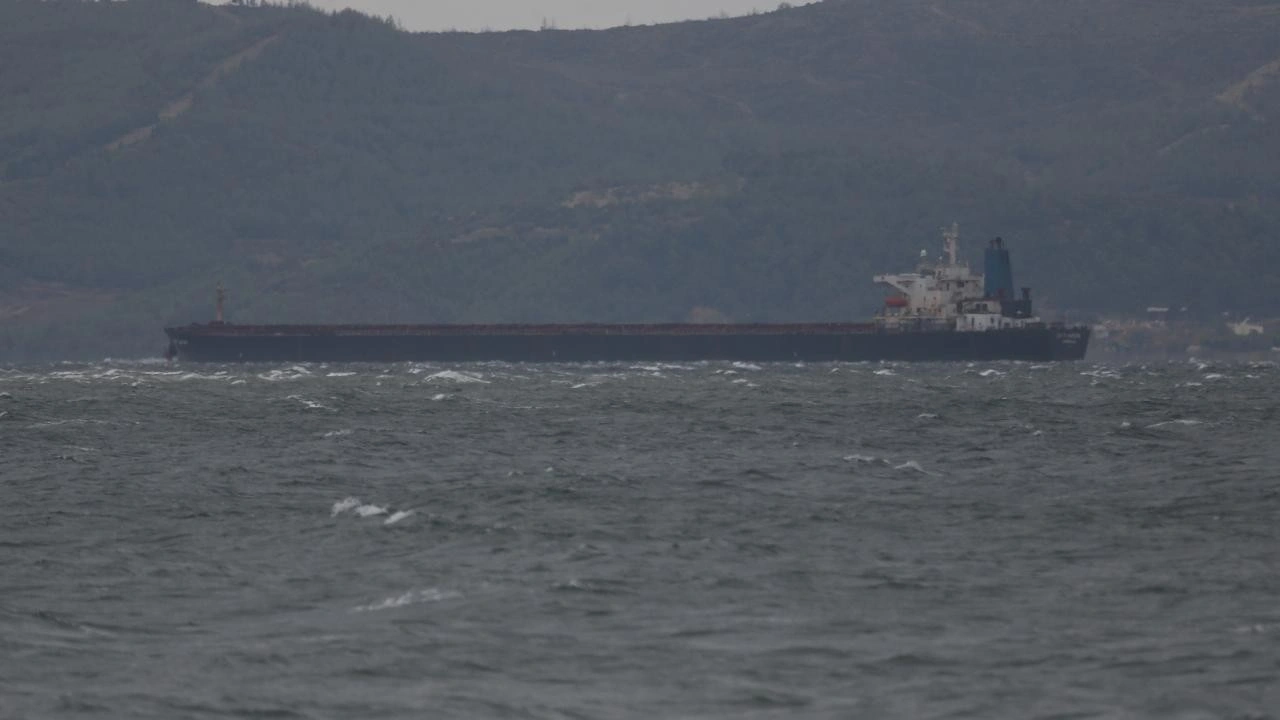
[884,296,909,308]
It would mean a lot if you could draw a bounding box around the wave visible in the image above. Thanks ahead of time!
[893,460,936,475]
[332,496,413,523]
[286,395,334,411]
[352,588,458,613]
[842,454,889,465]
[424,370,489,384]
[330,497,361,516]
[257,368,311,382]
[383,510,414,525]
[1146,419,1206,429]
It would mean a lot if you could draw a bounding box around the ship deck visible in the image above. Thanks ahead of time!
[167,322,887,338]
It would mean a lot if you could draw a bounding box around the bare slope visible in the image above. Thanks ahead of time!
[0,0,1278,360]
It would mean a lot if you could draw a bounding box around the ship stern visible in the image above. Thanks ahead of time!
[1049,324,1090,360]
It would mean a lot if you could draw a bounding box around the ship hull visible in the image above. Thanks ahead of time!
[165,324,1090,363]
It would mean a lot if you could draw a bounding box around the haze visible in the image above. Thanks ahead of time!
[208,0,812,31]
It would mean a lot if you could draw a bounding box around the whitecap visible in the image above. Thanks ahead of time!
[257,369,307,382]
[842,454,886,465]
[874,369,895,376]
[286,395,334,411]
[48,371,89,382]
[322,429,353,438]
[1146,419,1205,429]
[327,372,357,378]
[125,356,170,366]
[978,369,1003,378]
[425,370,489,384]
[355,504,388,518]
[893,460,936,475]
[352,588,458,613]
[431,393,449,401]
[1203,373,1225,380]
[384,510,415,525]
[331,497,361,516]
[732,362,763,371]
[1081,369,1120,379]
[917,413,939,420]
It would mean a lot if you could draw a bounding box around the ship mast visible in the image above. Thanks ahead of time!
[215,282,225,324]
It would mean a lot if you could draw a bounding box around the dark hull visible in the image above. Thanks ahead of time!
[165,323,1090,363]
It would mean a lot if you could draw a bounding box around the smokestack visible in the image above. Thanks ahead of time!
[984,237,1015,300]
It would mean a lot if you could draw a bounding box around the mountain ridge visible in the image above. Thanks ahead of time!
[0,0,1277,359]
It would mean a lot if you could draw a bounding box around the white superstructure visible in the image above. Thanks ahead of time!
[875,224,1037,332]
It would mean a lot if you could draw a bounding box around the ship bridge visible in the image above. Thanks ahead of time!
[875,223,984,325]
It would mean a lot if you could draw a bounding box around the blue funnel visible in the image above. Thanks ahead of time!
[984,237,1015,299]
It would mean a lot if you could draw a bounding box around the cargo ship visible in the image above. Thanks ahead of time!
[164,225,1089,363]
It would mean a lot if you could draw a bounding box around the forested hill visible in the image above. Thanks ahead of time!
[2,0,1279,360]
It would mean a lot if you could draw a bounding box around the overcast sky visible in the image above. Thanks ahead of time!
[210,1,813,32]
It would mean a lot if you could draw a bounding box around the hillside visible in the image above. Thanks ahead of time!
[1,0,1279,360]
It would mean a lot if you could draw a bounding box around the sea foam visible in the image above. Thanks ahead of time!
[425,370,489,384]
[384,510,415,525]
[893,460,936,475]
[352,588,458,613]
[331,497,361,516]
[332,497,407,521]
[1146,419,1206,429]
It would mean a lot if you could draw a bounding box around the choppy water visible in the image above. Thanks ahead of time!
[2,360,1278,719]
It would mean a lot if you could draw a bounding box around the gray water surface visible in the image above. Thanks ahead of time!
[2,360,1277,718]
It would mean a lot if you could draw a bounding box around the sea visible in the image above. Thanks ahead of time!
[1,359,1277,719]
